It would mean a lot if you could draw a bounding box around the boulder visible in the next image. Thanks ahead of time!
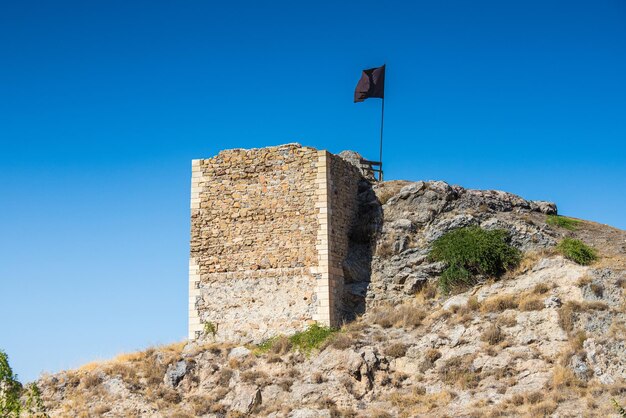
[163,360,188,388]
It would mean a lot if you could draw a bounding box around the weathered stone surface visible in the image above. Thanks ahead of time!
[228,346,251,359]
[163,360,188,388]
[190,144,364,342]
[230,385,262,413]
[363,180,560,307]
[338,150,376,181]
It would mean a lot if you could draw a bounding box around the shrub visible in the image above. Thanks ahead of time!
[533,283,550,294]
[519,295,544,311]
[259,324,338,355]
[419,349,442,372]
[326,333,354,350]
[384,343,408,358]
[370,303,426,329]
[23,382,48,418]
[546,215,580,230]
[289,324,337,353]
[440,354,481,389]
[558,300,608,333]
[0,350,22,418]
[481,325,504,345]
[481,295,518,312]
[429,227,521,293]
[466,296,480,311]
[269,336,292,355]
[240,370,269,386]
[557,238,597,265]
[203,321,218,338]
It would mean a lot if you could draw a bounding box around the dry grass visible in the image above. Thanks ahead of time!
[552,365,584,389]
[326,333,355,350]
[419,349,441,372]
[558,300,610,333]
[497,313,517,327]
[79,373,101,390]
[481,325,505,345]
[240,370,269,386]
[577,275,593,287]
[532,283,551,294]
[370,302,427,329]
[384,343,408,358]
[388,389,453,414]
[518,294,544,311]
[528,401,558,416]
[374,180,409,205]
[590,283,604,297]
[311,371,325,384]
[375,237,395,257]
[467,295,481,310]
[504,250,555,279]
[415,281,438,302]
[571,331,587,350]
[449,304,475,325]
[440,354,480,389]
[217,367,233,387]
[481,295,518,312]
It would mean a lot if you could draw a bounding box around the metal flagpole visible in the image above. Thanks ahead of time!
[379,97,385,182]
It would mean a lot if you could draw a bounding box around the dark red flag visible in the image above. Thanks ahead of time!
[354,65,385,102]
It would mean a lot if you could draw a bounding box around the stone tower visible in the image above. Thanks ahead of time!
[188,144,364,342]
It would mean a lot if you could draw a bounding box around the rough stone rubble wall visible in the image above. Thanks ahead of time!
[326,153,362,324]
[189,144,362,342]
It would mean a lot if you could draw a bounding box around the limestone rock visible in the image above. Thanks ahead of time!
[163,360,188,388]
[228,346,251,359]
[231,385,262,414]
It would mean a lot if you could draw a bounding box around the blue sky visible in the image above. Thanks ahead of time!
[1,0,624,382]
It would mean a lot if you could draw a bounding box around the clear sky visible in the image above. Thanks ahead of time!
[1,0,625,382]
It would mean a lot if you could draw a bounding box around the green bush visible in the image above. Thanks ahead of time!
[0,350,48,418]
[546,215,580,231]
[557,238,597,265]
[0,350,22,418]
[24,383,48,418]
[288,324,336,353]
[429,227,521,293]
[257,323,337,355]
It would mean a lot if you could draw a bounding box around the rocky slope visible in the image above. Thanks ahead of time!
[36,180,626,417]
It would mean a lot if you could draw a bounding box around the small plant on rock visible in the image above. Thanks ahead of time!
[612,398,626,417]
[428,227,521,293]
[203,321,218,338]
[557,238,597,265]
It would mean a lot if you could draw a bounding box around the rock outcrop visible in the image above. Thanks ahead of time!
[343,180,560,312]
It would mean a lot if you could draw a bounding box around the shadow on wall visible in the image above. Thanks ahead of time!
[341,179,383,321]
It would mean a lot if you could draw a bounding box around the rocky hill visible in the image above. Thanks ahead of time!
[35,180,626,417]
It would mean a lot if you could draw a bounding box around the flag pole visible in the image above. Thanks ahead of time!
[379,97,385,182]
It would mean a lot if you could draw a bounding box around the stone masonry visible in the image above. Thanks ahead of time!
[189,144,363,342]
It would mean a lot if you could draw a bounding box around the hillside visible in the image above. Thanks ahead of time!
[35,180,626,417]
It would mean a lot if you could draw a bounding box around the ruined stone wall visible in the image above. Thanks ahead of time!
[189,144,320,341]
[326,153,362,324]
[189,144,364,342]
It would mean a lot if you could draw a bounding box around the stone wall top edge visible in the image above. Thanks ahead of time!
[192,143,325,163]
[327,151,365,178]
